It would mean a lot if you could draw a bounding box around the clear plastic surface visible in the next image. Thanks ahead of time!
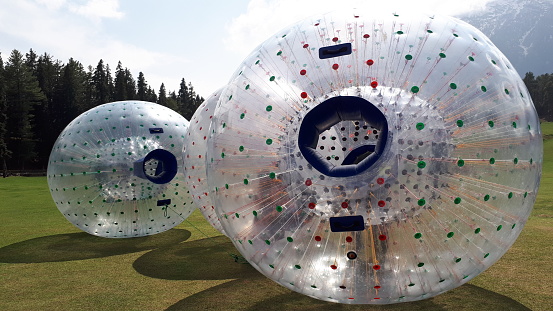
[183,88,228,236]
[47,101,194,238]
[206,9,543,304]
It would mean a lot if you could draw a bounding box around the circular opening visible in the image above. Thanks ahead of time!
[298,96,388,177]
[346,251,358,260]
[141,149,178,184]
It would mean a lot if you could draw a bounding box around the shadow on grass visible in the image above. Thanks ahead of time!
[136,236,530,311]
[166,279,531,311]
[133,235,259,280]
[0,229,191,263]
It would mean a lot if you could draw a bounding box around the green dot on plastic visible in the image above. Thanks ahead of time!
[414,233,422,239]
[411,86,420,93]
[416,122,425,130]
[417,199,426,206]
[266,105,273,112]
[276,205,283,212]
[447,232,455,238]
[456,120,464,127]
[417,161,426,169]
[457,159,465,167]
[454,197,461,204]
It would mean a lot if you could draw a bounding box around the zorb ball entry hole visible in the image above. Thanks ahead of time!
[298,96,388,178]
[134,149,178,184]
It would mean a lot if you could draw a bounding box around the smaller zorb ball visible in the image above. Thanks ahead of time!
[183,88,228,236]
[47,101,195,238]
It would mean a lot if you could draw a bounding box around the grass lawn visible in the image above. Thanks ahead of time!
[1,125,552,311]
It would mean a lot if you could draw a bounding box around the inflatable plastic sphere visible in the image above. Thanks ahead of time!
[47,101,195,238]
[183,88,228,236]
[206,9,542,304]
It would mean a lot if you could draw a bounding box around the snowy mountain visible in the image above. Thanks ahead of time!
[456,0,553,76]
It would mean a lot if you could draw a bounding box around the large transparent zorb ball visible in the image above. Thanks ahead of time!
[183,88,228,236]
[47,101,195,238]
[207,9,542,304]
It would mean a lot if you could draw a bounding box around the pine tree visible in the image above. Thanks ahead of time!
[137,72,147,101]
[83,65,95,111]
[0,53,9,176]
[124,68,136,100]
[114,61,127,101]
[157,83,167,107]
[54,58,87,134]
[4,49,45,170]
[33,53,62,167]
[177,78,188,114]
[166,90,178,111]
[146,86,157,103]
[92,59,112,106]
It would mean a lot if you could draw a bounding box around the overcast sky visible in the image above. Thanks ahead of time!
[0,0,495,98]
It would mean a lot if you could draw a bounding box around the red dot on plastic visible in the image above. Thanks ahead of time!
[346,236,353,243]
[203,136,207,140]
[300,92,308,98]
[377,178,385,184]
[348,298,355,300]
[332,37,339,42]
[303,44,309,48]
[373,265,381,270]
[363,34,370,38]
[378,200,386,207]
[300,69,307,75]
[330,265,337,270]
[371,81,378,88]
[374,298,381,300]
[305,179,312,186]
[332,63,339,70]
[191,166,195,169]
[378,234,387,241]
[308,202,316,209]
[315,236,322,241]
[199,127,202,131]
[341,201,348,209]
[314,23,320,26]
[374,285,381,289]
[366,59,374,66]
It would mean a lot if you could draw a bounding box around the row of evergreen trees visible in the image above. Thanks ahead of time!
[523,72,553,121]
[0,49,204,171]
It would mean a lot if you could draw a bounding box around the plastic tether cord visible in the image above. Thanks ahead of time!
[298,96,388,177]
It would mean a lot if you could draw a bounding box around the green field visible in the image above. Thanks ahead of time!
[1,127,552,311]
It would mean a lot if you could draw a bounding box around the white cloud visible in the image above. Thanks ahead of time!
[0,0,187,91]
[68,0,124,21]
[225,0,495,56]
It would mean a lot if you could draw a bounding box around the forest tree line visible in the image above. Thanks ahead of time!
[0,49,204,171]
[1,48,552,172]
[523,72,553,121]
